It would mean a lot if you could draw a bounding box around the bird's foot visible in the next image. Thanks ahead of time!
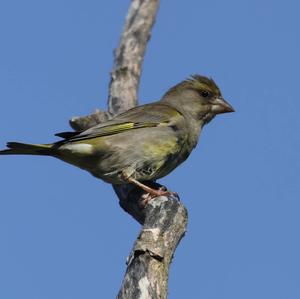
[123,176,179,208]
[139,187,179,208]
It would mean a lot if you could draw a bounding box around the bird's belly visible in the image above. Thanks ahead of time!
[57,128,191,184]
[130,140,192,182]
[94,149,189,185]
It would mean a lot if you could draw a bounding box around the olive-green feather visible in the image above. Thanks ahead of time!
[57,103,182,143]
[0,142,53,155]
[164,74,222,97]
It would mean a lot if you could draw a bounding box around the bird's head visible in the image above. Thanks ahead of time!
[161,74,234,125]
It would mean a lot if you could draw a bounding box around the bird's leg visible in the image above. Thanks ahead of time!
[126,177,175,197]
[125,177,178,206]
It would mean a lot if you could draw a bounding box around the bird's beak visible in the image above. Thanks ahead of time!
[211,97,235,114]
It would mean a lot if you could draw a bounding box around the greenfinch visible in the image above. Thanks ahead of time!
[0,75,234,197]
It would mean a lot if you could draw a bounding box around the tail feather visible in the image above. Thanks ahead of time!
[0,142,53,155]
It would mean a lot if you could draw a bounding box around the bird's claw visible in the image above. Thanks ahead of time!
[139,188,179,208]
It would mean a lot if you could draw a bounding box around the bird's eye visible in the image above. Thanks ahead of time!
[200,90,209,98]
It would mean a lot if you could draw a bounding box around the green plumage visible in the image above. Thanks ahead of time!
[0,75,234,188]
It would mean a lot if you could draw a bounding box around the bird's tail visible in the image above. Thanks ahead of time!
[0,142,53,156]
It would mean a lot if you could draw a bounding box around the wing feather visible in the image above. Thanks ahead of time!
[55,103,183,143]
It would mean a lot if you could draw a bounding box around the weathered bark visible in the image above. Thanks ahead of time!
[70,1,188,298]
[117,196,187,299]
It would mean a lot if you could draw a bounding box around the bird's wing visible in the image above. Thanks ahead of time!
[55,103,184,143]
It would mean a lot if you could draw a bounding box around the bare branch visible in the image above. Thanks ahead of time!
[108,0,160,115]
[69,0,159,130]
[111,3,188,297]
[117,196,187,299]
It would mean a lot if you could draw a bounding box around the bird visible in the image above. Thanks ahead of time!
[0,75,234,199]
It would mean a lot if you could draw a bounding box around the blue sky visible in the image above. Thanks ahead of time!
[0,0,299,298]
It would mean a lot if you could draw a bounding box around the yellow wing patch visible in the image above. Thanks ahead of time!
[68,121,165,142]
